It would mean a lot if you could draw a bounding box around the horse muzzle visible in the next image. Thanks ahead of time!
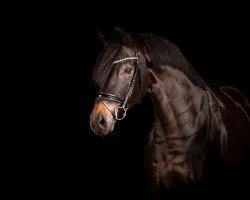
[90,101,116,136]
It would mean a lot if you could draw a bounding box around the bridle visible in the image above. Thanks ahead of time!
[96,52,142,120]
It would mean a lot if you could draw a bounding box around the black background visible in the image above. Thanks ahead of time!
[16,3,250,199]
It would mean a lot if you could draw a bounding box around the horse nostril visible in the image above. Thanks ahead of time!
[98,114,107,128]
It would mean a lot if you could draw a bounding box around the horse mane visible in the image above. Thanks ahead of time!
[93,33,207,89]
[92,39,121,88]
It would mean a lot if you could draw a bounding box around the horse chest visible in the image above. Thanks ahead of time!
[145,139,194,189]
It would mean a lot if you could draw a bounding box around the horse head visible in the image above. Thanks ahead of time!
[90,28,150,136]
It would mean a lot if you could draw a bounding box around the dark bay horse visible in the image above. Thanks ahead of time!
[89,28,250,196]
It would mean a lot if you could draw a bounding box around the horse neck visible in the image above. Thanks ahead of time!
[147,66,223,145]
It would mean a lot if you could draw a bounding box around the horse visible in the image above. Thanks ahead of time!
[89,28,250,197]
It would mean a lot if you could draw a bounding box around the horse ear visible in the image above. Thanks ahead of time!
[97,29,108,47]
[114,27,134,46]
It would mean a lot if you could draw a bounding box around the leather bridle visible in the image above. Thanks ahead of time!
[96,52,142,120]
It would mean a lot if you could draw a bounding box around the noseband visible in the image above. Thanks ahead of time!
[96,52,142,120]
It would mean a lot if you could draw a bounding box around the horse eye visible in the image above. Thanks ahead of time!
[124,68,133,74]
